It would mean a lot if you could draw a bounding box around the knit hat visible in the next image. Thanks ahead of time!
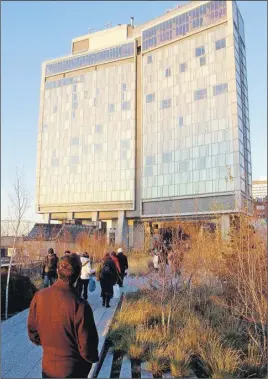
[117,248,123,253]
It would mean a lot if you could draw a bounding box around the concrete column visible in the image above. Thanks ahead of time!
[128,220,134,249]
[43,213,51,224]
[91,212,99,222]
[133,221,144,250]
[221,214,230,239]
[67,212,74,222]
[115,211,129,248]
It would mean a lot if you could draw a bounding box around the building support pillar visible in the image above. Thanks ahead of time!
[43,213,51,224]
[133,221,144,250]
[115,211,128,248]
[91,212,99,222]
[221,214,230,239]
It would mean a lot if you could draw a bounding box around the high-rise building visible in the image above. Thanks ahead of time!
[36,0,252,247]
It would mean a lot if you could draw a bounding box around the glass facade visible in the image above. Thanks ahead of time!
[39,62,135,205]
[45,42,134,77]
[233,1,252,198]
[142,0,227,51]
[142,23,237,200]
[37,0,251,216]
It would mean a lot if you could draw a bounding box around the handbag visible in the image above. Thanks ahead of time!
[113,284,120,299]
[89,277,96,292]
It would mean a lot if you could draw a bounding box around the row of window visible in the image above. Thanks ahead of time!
[142,0,227,51]
[46,42,134,76]
[145,83,228,106]
[45,75,84,90]
[147,38,226,66]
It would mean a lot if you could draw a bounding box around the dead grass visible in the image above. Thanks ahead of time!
[127,251,151,277]
[108,214,267,378]
[198,333,241,378]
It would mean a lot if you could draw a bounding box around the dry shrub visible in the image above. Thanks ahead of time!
[181,214,267,364]
[128,343,146,360]
[108,322,135,352]
[75,232,107,261]
[136,325,166,345]
[116,298,161,326]
[198,333,241,378]
[127,251,151,277]
[145,354,169,376]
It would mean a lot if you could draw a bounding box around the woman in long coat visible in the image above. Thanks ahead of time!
[96,253,117,308]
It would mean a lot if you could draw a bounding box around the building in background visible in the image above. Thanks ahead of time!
[36,0,252,248]
[252,178,267,219]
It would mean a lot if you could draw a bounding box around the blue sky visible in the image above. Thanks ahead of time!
[2,1,267,221]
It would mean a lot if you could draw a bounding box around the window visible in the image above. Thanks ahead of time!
[164,68,171,77]
[51,158,59,167]
[147,55,152,63]
[94,144,102,153]
[163,152,172,163]
[180,63,187,72]
[121,140,130,150]
[195,46,205,57]
[178,116,183,127]
[121,101,131,111]
[71,137,79,145]
[215,38,226,50]
[146,155,154,165]
[70,156,79,164]
[161,98,171,109]
[200,56,206,66]
[194,88,207,101]
[122,83,127,91]
[213,83,228,96]
[108,104,115,112]
[95,125,102,133]
[146,93,155,103]
[144,166,153,176]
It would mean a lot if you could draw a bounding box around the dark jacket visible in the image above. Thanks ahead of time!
[100,258,117,298]
[28,280,99,378]
[117,252,128,273]
[42,253,59,278]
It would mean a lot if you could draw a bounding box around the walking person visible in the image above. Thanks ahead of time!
[97,253,117,308]
[42,248,59,288]
[28,253,99,378]
[110,251,121,284]
[116,248,128,287]
[153,251,159,272]
[77,252,93,301]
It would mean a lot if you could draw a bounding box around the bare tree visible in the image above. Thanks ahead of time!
[5,168,30,319]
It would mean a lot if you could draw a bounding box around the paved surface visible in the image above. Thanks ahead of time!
[1,277,140,379]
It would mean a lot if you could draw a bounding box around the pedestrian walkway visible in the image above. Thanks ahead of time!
[1,277,140,379]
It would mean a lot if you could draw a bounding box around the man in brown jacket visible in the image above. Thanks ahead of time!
[28,253,99,378]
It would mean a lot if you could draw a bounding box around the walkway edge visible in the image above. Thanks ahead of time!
[88,294,123,378]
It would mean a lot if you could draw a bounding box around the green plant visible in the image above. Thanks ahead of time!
[1,271,37,318]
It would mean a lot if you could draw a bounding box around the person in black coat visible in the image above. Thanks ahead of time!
[42,248,59,287]
[116,248,128,287]
[99,253,117,308]
[28,253,99,378]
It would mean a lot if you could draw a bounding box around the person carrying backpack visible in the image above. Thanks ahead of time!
[42,248,59,287]
[98,253,117,308]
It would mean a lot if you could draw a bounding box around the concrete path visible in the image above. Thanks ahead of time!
[1,277,140,379]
